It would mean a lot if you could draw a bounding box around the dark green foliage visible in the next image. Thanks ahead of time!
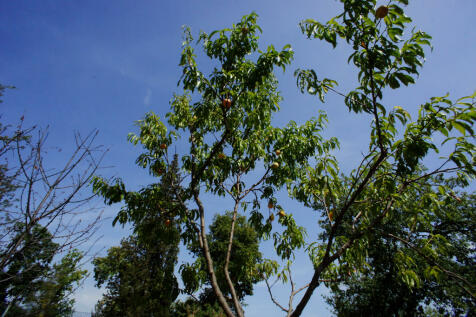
[93,234,180,317]
[0,224,85,316]
[326,177,476,316]
[328,237,426,316]
[185,212,262,303]
[24,250,86,317]
[1,224,56,301]
[92,155,182,317]
[170,298,225,317]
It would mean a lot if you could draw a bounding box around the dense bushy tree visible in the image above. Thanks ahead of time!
[0,223,86,316]
[24,250,86,317]
[199,212,262,302]
[92,155,182,317]
[180,212,262,313]
[170,298,225,317]
[93,234,179,317]
[325,177,475,316]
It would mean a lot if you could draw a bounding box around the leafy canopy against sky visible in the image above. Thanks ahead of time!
[1,1,475,315]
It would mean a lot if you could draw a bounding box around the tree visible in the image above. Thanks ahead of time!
[92,234,179,317]
[325,177,475,316]
[92,155,182,317]
[198,212,262,302]
[0,127,104,270]
[0,85,105,316]
[170,298,225,317]
[93,2,475,316]
[0,223,86,316]
[181,212,262,312]
[23,249,86,317]
[285,1,475,315]
[93,12,297,317]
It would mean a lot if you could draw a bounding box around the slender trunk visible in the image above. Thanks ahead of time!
[223,202,244,317]
[194,193,235,317]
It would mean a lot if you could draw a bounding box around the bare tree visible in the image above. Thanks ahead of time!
[0,124,105,281]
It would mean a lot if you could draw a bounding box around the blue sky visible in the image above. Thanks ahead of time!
[1,0,475,315]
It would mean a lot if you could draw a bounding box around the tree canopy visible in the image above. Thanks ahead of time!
[183,212,262,310]
[0,223,86,317]
[92,155,182,317]
[326,176,476,316]
[93,234,180,317]
[92,1,475,316]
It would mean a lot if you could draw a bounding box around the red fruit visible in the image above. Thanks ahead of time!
[222,98,232,109]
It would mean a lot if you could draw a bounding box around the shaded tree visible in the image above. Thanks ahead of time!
[326,177,475,316]
[181,212,262,311]
[0,223,86,316]
[170,298,225,317]
[93,233,179,317]
[23,249,86,317]
[92,155,183,317]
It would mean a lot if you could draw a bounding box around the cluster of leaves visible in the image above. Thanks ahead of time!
[183,212,262,302]
[0,224,86,317]
[170,298,225,317]
[92,234,180,317]
[286,1,475,315]
[92,156,182,317]
[92,12,333,316]
[326,177,475,316]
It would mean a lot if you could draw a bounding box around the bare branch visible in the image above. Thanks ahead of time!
[223,195,244,317]
[264,277,288,313]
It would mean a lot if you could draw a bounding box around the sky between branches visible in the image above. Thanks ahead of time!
[1,0,475,315]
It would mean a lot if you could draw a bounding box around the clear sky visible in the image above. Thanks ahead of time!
[1,0,475,316]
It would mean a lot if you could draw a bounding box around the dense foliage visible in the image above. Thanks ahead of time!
[0,224,86,316]
[182,212,262,312]
[93,234,179,317]
[325,177,475,316]
[92,155,182,317]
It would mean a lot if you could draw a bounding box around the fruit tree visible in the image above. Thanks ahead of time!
[93,1,475,316]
